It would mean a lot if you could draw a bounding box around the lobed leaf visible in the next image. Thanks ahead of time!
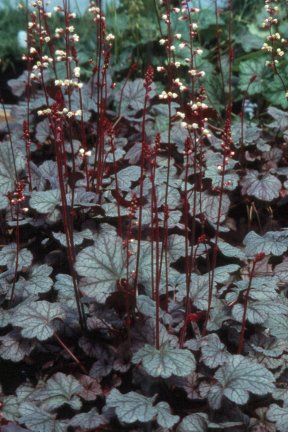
[30,190,61,214]
[116,78,156,113]
[241,170,281,201]
[34,372,83,411]
[53,229,93,247]
[69,408,107,429]
[19,402,68,432]
[244,230,288,257]
[210,355,275,408]
[8,71,29,97]
[155,401,180,428]
[0,330,34,362]
[106,388,157,423]
[132,343,196,378]
[16,264,53,296]
[177,413,208,432]
[75,230,126,303]
[232,301,288,325]
[36,119,51,143]
[0,244,33,272]
[267,404,288,432]
[238,58,271,95]
[14,301,65,341]
[217,240,245,260]
[200,333,230,368]
[268,106,288,131]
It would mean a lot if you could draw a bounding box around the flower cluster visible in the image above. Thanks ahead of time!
[54,78,83,89]
[7,181,26,206]
[88,2,106,23]
[261,0,287,72]
[37,107,82,118]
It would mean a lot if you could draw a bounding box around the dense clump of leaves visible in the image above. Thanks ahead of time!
[1,0,288,431]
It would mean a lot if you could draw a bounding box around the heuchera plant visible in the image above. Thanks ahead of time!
[1,0,288,431]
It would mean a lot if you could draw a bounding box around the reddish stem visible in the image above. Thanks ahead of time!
[237,260,257,354]
[54,331,87,373]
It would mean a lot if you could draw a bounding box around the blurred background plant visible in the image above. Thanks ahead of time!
[0,0,27,72]
[0,0,288,110]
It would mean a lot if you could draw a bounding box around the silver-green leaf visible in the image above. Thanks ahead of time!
[217,240,245,260]
[177,413,208,432]
[69,408,107,429]
[0,244,33,272]
[53,229,93,247]
[244,230,288,257]
[16,264,53,295]
[210,355,275,407]
[106,388,157,423]
[132,344,196,378]
[267,404,288,432]
[30,190,61,214]
[241,170,281,201]
[14,301,65,340]
[19,402,68,432]
[201,333,230,368]
[0,330,34,362]
[34,372,83,411]
[75,230,125,303]
[155,401,180,428]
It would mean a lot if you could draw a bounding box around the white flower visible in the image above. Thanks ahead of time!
[188,69,197,76]
[177,111,185,119]
[106,33,115,41]
[74,67,81,77]
[71,34,80,42]
[276,48,285,56]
